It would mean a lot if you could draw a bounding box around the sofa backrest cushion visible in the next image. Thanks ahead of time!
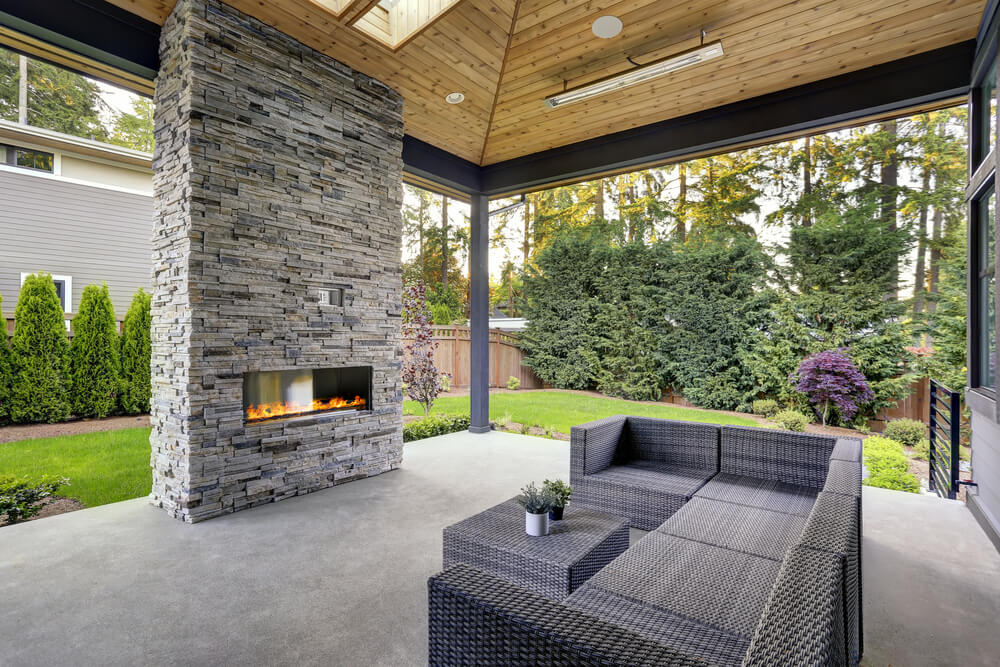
[571,415,628,476]
[797,491,862,666]
[720,426,836,488]
[742,545,847,667]
[622,418,720,471]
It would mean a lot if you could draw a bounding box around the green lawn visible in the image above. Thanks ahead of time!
[0,427,152,508]
[404,390,758,434]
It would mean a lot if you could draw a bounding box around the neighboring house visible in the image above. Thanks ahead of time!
[0,119,153,325]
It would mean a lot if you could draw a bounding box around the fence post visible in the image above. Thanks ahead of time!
[949,389,961,500]
[929,382,938,495]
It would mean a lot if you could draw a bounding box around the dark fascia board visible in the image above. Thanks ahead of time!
[978,0,999,49]
[479,41,975,196]
[0,1,159,81]
[402,135,481,195]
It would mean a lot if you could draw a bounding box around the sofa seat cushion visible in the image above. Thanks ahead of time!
[657,496,807,561]
[694,473,818,517]
[566,532,781,665]
[566,584,750,667]
[576,461,714,531]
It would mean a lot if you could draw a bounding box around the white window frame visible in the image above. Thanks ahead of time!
[20,273,72,313]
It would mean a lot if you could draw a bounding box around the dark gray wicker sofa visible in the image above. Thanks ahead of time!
[428,418,863,666]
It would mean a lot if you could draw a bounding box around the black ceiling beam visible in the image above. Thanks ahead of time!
[479,40,975,196]
[402,135,481,195]
[0,0,160,80]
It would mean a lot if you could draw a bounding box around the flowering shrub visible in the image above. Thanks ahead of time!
[791,349,873,426]
[402,283,442,416]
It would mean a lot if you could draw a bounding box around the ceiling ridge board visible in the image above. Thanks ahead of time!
[479,0,523,165]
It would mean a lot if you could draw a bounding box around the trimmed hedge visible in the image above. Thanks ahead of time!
[403,413,471,442]
[0,292,10,424]
[69,284,121,418]
[752,399,780,418]
[862,436,920,493]
[119,289,151,414]
[882,418,926,448]
[774,409,809,432]
[9,274,71,423]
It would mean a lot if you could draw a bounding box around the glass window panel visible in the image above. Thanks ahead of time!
[14,148,53,172]
[981,63,997,162]
[976,188,997,389]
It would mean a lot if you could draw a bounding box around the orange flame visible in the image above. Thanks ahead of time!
[245,395,366,422]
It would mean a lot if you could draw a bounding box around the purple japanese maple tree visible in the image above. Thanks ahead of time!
[790,349,873,426]
[402,282,442,416]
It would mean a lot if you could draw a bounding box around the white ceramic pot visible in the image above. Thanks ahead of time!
[525,510,549,536]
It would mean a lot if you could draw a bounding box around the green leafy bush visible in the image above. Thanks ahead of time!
[506,376,520,390]
[9,274,71,423]
[69,284,121,418]
[119,288,151,414]
[774,410,809,432]
[402,413,470,442]
[882,418,926,448]
[862,436,920,493]
[752,399,780,418]
[0,291,10,424]
[431,302,453,325]
[0,475,69,524]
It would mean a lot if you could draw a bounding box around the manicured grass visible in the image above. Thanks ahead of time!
[0,427,152,508]
[404,390,758,434]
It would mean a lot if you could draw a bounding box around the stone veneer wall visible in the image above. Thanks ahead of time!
[151,0,404,522]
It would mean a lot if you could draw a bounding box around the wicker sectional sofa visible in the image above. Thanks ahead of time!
[428,417,863,666]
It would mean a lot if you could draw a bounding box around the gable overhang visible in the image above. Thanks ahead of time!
[0,0,976,199]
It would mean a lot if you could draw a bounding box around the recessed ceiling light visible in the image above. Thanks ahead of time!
[445,92,465,104]
[592,15,623,39]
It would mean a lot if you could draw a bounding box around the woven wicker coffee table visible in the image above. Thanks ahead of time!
[442,498,629,600]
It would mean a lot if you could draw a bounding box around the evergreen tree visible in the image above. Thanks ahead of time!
[108,97,154,152]
[9,274,71,423]
[649,233,775,410]
[119,288,152,414]
[520,227,610,388]
[69,284,121,418]
[0,292,10,423]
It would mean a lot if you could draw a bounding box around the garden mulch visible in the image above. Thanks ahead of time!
[0,496,86,527]
[0,415,150,444]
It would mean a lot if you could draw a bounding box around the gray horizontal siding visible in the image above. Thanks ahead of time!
[0,169,152,317]
[970,402,1000,540]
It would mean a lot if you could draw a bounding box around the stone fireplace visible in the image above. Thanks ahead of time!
[150,0,404,522]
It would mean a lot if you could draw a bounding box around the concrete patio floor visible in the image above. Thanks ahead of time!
[1,431,998,666]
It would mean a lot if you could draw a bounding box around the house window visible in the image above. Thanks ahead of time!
[20,273,72,313]
[979,63,997,163]
[2,144,54,172]
[974,188,996,390]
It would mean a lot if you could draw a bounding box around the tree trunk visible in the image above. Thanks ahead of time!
[18,55,28,124]
[880,120,899,299]
[594,179,605,220]
[441,195,449,289]
[802,136,812,226]
[418,194,426,280]
[676,164,687,242]
[523,194,534,268]
[912,168,930,322]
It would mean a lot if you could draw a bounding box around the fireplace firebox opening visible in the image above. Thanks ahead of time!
[243,367,372,424]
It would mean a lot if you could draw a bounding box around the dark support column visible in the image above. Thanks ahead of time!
[469,192,490,433]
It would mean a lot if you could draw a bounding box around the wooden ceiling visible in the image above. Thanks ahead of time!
[107,0,985,166]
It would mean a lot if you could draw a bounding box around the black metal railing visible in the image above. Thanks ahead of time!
[928,379,961,499]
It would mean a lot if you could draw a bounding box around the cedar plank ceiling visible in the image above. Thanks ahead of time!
[108,0,985,165]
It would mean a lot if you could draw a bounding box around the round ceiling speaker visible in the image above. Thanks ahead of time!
[592,15,623,39]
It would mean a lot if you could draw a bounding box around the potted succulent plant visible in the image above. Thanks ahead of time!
[543,479,572,521]
[517,482,555,536]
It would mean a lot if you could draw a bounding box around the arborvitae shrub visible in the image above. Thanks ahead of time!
[9,274,71,423]
[69,284,121,418]
[119,288,151,414]
[0,292,10,424]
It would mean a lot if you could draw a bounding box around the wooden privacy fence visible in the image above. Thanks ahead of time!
[404,325,544,389]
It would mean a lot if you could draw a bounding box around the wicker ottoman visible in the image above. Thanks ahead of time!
[442,498,630,600]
